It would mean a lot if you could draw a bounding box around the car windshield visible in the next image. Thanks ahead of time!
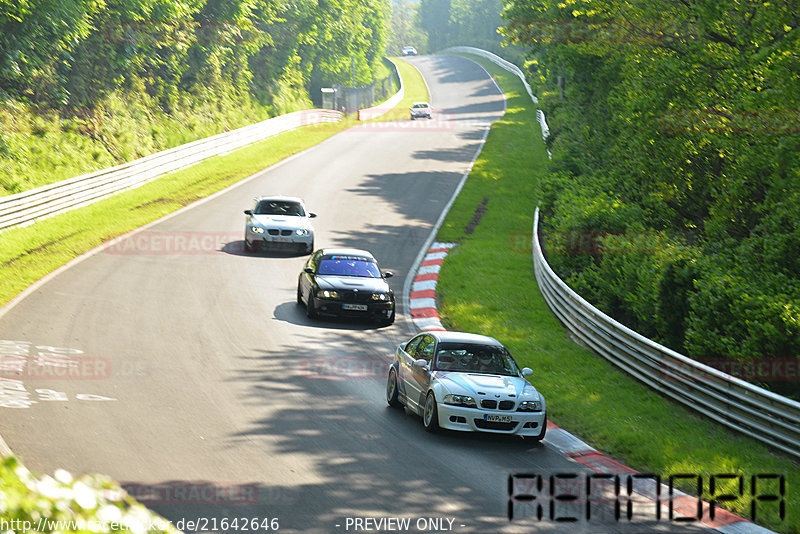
[434,342,522,376]
[413,103,428,108]
[254,200,305,216]
[317,256,381,278]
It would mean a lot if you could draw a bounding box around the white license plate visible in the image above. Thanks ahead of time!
[484,414,512,423]
[269,236,287,242]
[342,303,368,311]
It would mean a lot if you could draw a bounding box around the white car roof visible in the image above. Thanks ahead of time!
[424,331,503,346]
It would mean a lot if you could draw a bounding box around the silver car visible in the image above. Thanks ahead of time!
[410,102,432,120]
[243,196,316,254]
[387,331,547,438]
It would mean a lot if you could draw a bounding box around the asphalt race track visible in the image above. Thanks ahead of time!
[0,56,711,533]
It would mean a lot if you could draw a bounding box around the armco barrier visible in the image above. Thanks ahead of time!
[442,46,550,143]
[358,58,404,121]
[0,109,342,231]
[532,207,800,460]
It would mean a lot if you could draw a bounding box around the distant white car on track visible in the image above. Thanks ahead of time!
[402,46,418,56]
[243,196,316,254]
[410,102,432,120]
[386,331,547,439]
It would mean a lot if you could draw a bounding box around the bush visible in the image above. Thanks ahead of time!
[0,456,177,533]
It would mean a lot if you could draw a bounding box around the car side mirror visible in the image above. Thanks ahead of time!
[304,267,314,274]
[522,367,533,377]
[309,213,317,218]
[244,209,252,215]
[413,358,429,370]
[382,271,394,278]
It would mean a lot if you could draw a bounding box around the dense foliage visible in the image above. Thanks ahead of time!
[0,0,390,194]
[416,0,528,60]
[502,0,800,396]
[0,456,177,532]
[386,0,428,56]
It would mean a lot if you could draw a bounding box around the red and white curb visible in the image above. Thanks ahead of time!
[406,243,776,534]
[408,242,455,332]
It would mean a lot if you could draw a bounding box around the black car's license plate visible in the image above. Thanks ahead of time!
[342,303,368,311]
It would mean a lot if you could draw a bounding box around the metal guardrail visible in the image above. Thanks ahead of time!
[442,46,550,143]
[0,109,342,231]
[532,207,800,460]
[358,58,404,121]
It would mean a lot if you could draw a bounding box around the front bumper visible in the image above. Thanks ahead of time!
[312,296,394,321]
[246,227,312,249]
[435,403,546,436]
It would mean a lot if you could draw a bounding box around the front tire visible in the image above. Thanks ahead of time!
[532,414,547,442]
[386,368,402,408]
[377,309,395,327]
[423,392,440,433]
[306,295,318,319]
[297,283,304,305]
[243,238,253,253]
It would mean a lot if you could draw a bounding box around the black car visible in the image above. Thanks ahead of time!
[297,248,395,326]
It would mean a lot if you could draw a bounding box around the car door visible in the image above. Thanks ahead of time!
[398,335,425,408]
[300,251,322,301]
[403,335,435,412]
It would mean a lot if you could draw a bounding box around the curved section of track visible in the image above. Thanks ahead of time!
[0,56,707,533]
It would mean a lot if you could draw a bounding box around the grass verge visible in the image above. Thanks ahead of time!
[435,53,798,534]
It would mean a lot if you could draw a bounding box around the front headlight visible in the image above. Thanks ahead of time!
[371,293,388,301]
[295,229,309,235]
[250,226,264,234]
[517,400,543,412]
[317,290,340,299]
[443,394,477,408]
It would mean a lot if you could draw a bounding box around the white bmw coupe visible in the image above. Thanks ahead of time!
[386,331,547,439]
[243,196,316,254]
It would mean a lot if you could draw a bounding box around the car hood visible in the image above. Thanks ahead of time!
[435,372,541,401]
[249,214,313,230]
[315,275,389,293]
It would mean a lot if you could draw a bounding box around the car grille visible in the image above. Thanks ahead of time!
[266,229,294,236]
[474,419,517,431]
[499,400,515,410]
[480,399,516,410]
[341,290,372,302]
